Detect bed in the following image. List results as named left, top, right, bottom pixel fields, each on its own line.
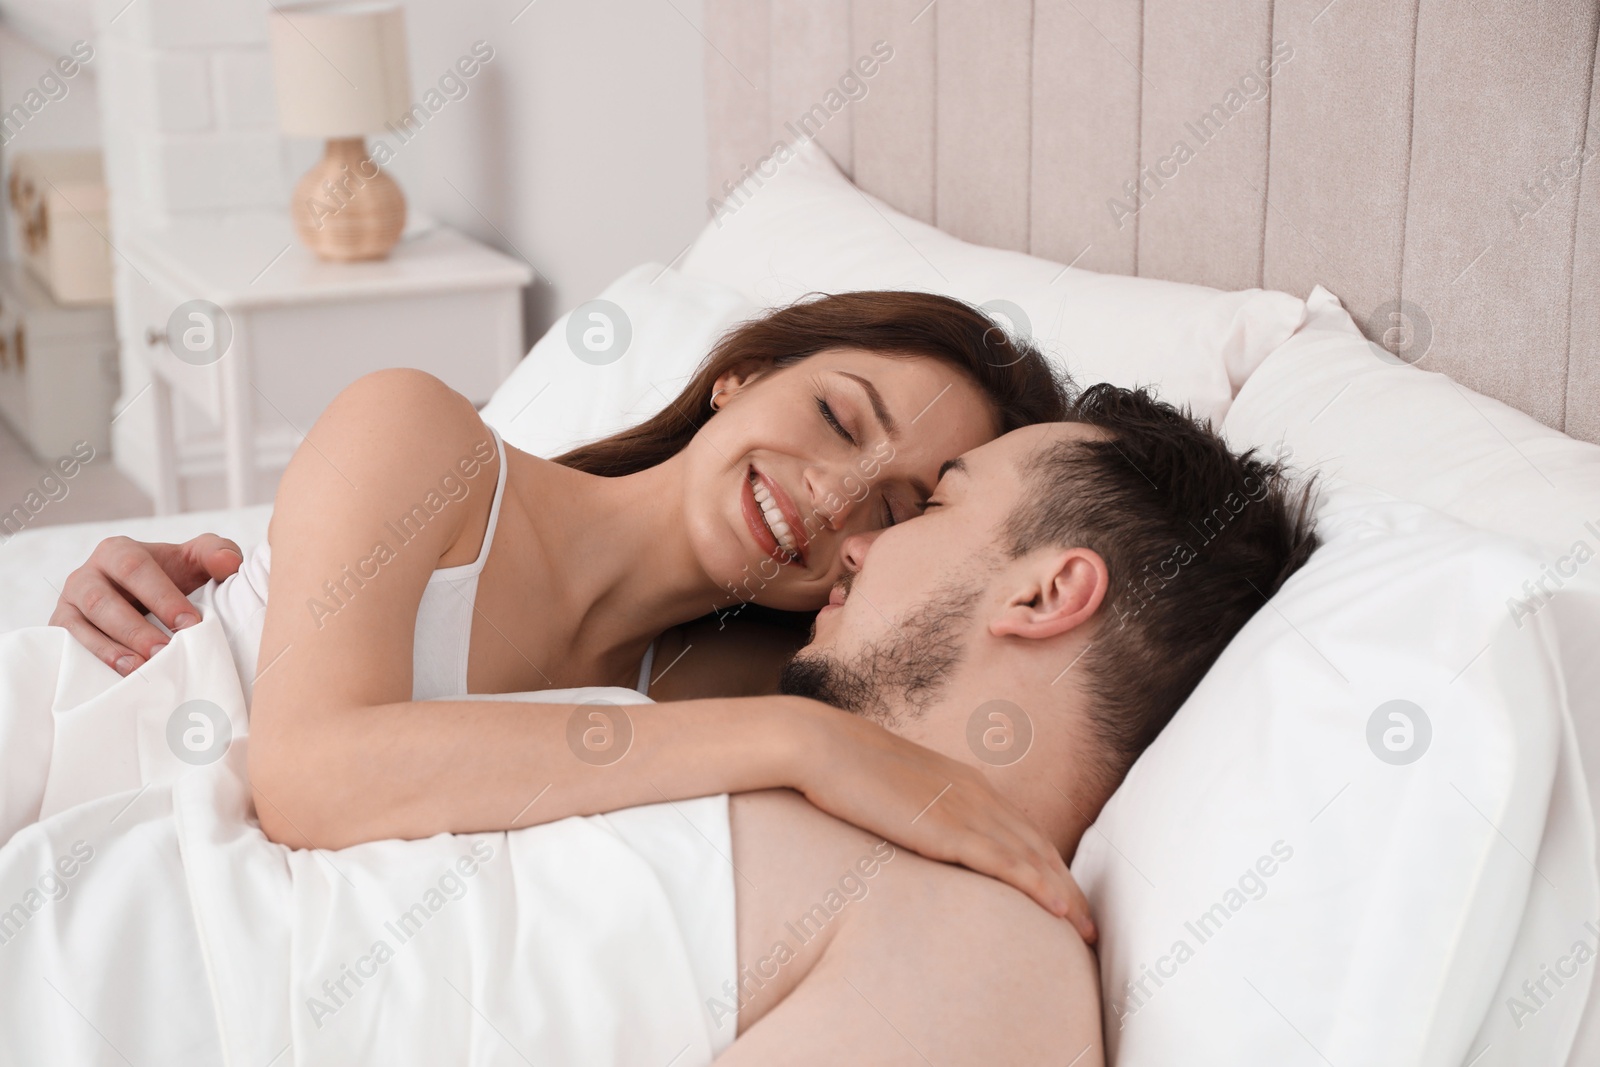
left=698, top=2, right=1600, bottom=1061
left=2, top=2, right=1598, bottom=1064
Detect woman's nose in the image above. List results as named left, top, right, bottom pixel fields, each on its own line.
left=805, top=470, right=864, bottom=533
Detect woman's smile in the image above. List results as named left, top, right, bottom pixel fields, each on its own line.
left=742, top=464, right=811, bottom=568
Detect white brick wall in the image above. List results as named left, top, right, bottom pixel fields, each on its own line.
left=97, top=0, right=269, bottom=50
left=139, top=50, right=212, bottom=133
left=148, top=133, right=284, bottom=211
left=212, top=49, right=277, bottom=130
left=94, top=0, right=287, bottom=229
left=92, top=0, right=292, bottom=505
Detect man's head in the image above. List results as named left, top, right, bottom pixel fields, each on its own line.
left=780, top=384, right=1319, bottom=843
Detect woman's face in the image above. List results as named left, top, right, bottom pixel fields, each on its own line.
left=682, top=347, right=1000, bottom=611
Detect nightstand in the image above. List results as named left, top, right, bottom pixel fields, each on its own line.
left=120, top=214, right=532, bottom=513
left=0, top=262, right=118, bottom=460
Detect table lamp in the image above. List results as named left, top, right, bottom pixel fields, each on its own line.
left=268, top=2, right=412, bottom=262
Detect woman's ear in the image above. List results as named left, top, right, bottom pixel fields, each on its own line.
left=711, top=361, right=769, bottom=404
left=989, top=547, right=1109, bottom=641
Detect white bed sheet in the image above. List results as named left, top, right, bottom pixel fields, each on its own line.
left=0, top=505, right=272, bottom=636
left=0, top=611, right=737, bottom=1065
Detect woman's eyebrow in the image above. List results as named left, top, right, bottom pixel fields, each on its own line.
left=938, top=457, right=967, bottom=481
left=837, top=371, right=900, bottom=441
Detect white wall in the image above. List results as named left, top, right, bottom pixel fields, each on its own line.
left=75, top=0, right=708, bottom=336
left=372, top=0, right=711, bottom=332
left=1, top=0, right=712, bottom=327
left=19, top=0, right=708, bottom=506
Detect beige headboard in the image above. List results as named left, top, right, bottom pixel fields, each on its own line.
left=702, top=0, right=1600, bottom=444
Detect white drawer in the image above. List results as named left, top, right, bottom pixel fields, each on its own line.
left=0, top=266, right=117, bottom=459
left=126, top=271, right=226, bottom=424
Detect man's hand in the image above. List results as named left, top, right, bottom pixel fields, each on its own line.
left=49, top=534, right=244, bottom=675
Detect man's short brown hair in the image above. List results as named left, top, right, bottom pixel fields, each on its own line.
left=1004, top=384, right=1320, bottom=792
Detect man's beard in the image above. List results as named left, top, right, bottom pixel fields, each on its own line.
left=778, top=575, right=985, bottom=728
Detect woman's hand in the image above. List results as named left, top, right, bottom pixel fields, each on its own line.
left=49, top=533, right=244, bottom=675
left=791, top=702, right=1097, bottom=944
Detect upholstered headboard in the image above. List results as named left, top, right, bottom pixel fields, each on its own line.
left=702, top=0, right=1600, bottom=444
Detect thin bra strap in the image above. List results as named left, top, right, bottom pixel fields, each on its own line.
left=635, top=640, right=656, bottom=695
left=466, top=428, right=510, bottom=571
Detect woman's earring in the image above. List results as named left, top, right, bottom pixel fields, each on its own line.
left=709, top=388, right=727, bottom=412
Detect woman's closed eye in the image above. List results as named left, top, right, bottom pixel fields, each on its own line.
left=816, top=396, right=857, bottom=447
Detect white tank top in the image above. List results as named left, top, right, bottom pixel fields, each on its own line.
left=196, top=428, right=655, bottom=703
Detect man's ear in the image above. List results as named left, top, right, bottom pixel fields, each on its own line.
left=989, top=547, right=1109, bottom=641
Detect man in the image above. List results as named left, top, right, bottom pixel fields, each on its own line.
left=47, top=385, right=1318, bottom=1063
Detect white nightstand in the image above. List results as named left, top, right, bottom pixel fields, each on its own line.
left=120, top=214, right=532, bottom=513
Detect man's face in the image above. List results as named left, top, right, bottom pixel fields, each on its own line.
left=780, top=423, right=1099, bottom=728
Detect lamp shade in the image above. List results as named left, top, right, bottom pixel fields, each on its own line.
left=268, top=2, right=412, bottom=137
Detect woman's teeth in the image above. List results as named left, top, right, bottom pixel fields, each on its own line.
left=751, top=475, right=799, bottom=557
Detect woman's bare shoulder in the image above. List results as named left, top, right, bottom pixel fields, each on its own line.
left=321, top=369, right=486, bottom=450
left=264, top=370, right=499, bottom=565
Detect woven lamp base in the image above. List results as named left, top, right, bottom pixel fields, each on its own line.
left=291, top=137, right=406, bottom=262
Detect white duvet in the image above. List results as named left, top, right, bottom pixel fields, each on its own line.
left=0, top=613, right=737, bottom=1066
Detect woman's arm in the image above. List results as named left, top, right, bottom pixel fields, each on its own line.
left=249, top=370, right=823, bottom=854
left=247, top=370, right=1091, bottom=937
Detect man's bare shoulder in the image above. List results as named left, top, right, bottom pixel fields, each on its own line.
left=724, top=790, right=1104, bottom=1065
left=722, top=791, right=893, bottom=1029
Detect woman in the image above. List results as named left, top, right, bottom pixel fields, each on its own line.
left=51, top=291, right=1094, bottom=936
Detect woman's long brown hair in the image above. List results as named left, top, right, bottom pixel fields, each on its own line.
left=554, top=290, right=1071, bottom=477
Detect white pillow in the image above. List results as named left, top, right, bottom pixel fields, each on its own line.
left=1073, top=482, right=1595, bottom=1067
left=680, top=140, right=1307, bottom=426
left=1221, top=284, right=1600, bottom=1065
left=479, top=264, right=758, bottom=458
left=1223, top=284, right=1600, bottom=565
